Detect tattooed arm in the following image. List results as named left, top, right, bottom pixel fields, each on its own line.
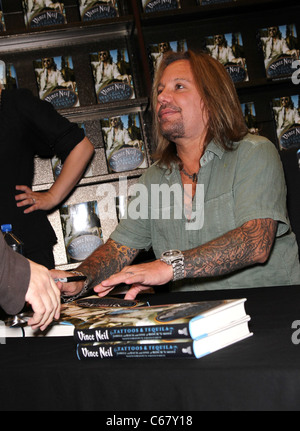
left=50, top=239, right=140, bottom=299
left=99, top=218, right=277, bottom=300
left=184, top=218, right=277, bottom=278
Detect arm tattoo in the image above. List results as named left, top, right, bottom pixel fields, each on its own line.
left=77, top=239, right=140, bottom=290
left=184, top=218, right=277, bottom=279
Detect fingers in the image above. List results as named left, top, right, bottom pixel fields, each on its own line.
left=26, top=262, right=61, bottom=331
left=15, top=185, right=38, bottom=212
left=50, top=269, right=86, bottom=298
left=124, top=284, right=145, bottom=300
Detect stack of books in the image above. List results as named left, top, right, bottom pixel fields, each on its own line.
left=1, top=296, right=252, bottom=360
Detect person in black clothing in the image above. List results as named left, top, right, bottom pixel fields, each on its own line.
left=0, top=84, right=94, bottom=268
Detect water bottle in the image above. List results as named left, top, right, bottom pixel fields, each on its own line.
left=1, top=224, right=24, bottom=255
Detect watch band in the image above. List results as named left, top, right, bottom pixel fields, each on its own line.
left=160, top=250, right=185, bottom=282
left=171, top=257, right=185, bottom=281
left=61, top=271, right=90, bottom=304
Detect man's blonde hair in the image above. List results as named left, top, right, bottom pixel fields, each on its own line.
left=152, top=50, right=248, bottom=169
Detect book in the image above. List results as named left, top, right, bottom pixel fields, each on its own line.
left=59, top=201, right=103, bottom=264
left=0, top=297, right=147, bottom=338
left=141, top=0, right=181, bottom=14
left=22, top=0, right=67, bottom=29
left=0, top=0, right=5, bottom=32
left=205, top=32, right=249, bottom=83
left=79, top=0, right=119, bottom=21
left=271, top=94, right=300, bottom=150
left=90, top=48, right=135, bottom=104
left=258, top=23, right=299, bottom=80
left=101, top=113, right=148, bottom=173
left=76, top=317, right=252, bottom=360
left=34, top=55, right=80, bottom=109
left=72, top=298, right=249, bottom=343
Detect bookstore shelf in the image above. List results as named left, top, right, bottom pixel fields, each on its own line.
left=0, top=0, right=299, bottom=269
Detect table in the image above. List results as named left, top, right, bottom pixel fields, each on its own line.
left=1, top=284, right=300, bottom=411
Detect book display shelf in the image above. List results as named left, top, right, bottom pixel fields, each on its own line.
left=0, top=0, right=299, bottom=269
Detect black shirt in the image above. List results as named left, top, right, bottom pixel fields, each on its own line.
left=0, top=88, right=85, bottom=254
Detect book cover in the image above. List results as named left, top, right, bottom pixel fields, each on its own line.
left=90, top=48, right=135, bottom=104
left=258, top=24, right=299, bottom=80
left=0, top=296, right=148, bottom=338
left=101, top=113, right=148, bottom=173
left=79, top=0, right=119, bottom=21
left=205, top=32, right=249, bottom=83
left=241, top=102, right=259, bottom=135
left=272, top=95, right=300, bottom=150
left=59, top=201, right=103, bottom=264
left=148, top=39, right=187, bottom=78
left=34, top=56, right=80, bottom=109
left=22, top=0, right=67, bottom=29
left=0, top=0, right=5, bottom=32
left=76, top=317, right=252, bottom=360
left=72, top=298, right=248, bottom=343
left=141, top=0, right=181, bottom=13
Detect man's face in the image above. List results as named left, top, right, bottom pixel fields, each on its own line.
left=214, top=35, right=224, bottom=46
left=98, top=51, right=108, bottom=61
left=43, top=58, right=53, bottom=69
left=156, top=59, right=208, bottom=144
left=110, top=117, right=120, bottom=127
left=280, top=97, right=290, bottom=107
left=268, top=27, right=278, bottom=38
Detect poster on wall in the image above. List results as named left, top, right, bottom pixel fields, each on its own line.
left=78, top=0, right=119, bottom=21
left=141, top=0, right=181, bottom=14
left=272, top=94, right=300, bottom=150
left=60, top=201, right=103, bottom=264
left=258, top=24, right=299, bottom=80
left=0, top=0, right=6, bottom=32
left=90, top=48, right=135, bottom=104
left=101, top=113, right=148, bottom=174
left=205, top=32, right=249, bottom=83
left=34, top=56, right=80, bottom=109
left=22, top=0, right=67, bottom=29
left=148, top=39, right=187, bottom=78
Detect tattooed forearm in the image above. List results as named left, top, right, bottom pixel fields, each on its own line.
left=77, top=239, right=140, bottom=289
left=184, top=219, right=277, bottom=279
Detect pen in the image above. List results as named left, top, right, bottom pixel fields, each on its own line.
left=54, top=275, right=87, bottom=283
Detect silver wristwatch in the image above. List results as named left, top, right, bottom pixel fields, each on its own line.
left=160, top=249, right=185, bottom=281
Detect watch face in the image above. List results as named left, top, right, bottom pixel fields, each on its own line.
left=163, top=250, right=181, bottom=258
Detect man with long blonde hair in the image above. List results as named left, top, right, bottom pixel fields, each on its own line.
left=52, top=50, right=300, bottom=301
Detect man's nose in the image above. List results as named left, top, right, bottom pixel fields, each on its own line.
left=157, top=88, right=172, bottom=105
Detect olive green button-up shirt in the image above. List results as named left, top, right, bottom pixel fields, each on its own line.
left=111, top=134, right=300, bottom=291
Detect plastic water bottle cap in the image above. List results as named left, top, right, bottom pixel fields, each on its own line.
left=1, top=224, right=12, bottom=233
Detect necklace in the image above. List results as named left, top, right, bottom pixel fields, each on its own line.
left=181, top=167, right=199, bottom=183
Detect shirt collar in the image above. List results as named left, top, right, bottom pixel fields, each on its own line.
left=163, top=140, right=226, bottom=180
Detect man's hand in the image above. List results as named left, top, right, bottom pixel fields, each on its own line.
left=25, top=261, right=61, bottom=331
left=50, top=269, right=86, bottom=299
left=94, top=260, right=174, bottom=300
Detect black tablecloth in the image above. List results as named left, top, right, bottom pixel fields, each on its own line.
left=1, top=284, right=300, bottom=411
